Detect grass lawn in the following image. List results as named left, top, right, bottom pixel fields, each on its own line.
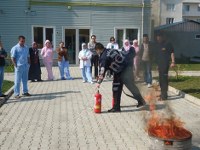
left=169, top=76, right=200, bottom=99
left=2, top=80, right=14, bottom=94
left=4, top=65, right=14, bottom=73
left=152, top=64, right=200, bottom=71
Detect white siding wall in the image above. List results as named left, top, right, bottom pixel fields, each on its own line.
left=0, top=0, right=151, bottom=53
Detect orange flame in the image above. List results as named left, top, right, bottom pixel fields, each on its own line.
left=145, top=87, right=192, bottom=140
left=147, top=112, right=191, bottom=140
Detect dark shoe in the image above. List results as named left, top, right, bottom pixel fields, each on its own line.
left=31, top=80, right=35, bottom=82
left=108, top=108, right=121, bottom=113
left=161, top=96, right=168, bottom=100
left=0, top=94, right=7, bottom=97
left=61, top=77, right=66, bottom=80
left=22, top=93, right=32, bottom=96
left=137, top=101, right=146, bottom=108
left=66, top=77, right=74, bottom=80
left=37, top=79, right=43, bottom=82
left=14, top=95, right=21, bottom=99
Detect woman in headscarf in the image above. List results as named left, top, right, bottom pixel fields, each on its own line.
left=41, top=40, right=54, bottom=80
left=28, top=42, right=42, bottom=82
left=78, top=43, right=93, bottom=84
left=132, top=39, right=141, bottom=81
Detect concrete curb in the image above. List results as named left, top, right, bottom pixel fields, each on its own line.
left=0, top=85, right=14, bottom=107
left=168, top=86, right=200, bottom=106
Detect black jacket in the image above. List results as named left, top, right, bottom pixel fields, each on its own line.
left=0, top=48, right=7, bottom=66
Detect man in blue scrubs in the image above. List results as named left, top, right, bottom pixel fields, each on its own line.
left=11, top=36, right=31, bottom=99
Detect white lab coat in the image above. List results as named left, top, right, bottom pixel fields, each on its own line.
left=78, top=49, right=92, bottom=68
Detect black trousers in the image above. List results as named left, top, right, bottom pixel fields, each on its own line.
left=90, top=55, right=99, bottom=78
left=158, top=64, right=169, bottom=99
left=112, top=66, right=145, bottom=109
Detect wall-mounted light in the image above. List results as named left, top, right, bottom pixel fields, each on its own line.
left=24, top=7, right=37, bottom=16
left=67, top=5, right=72, bottom=10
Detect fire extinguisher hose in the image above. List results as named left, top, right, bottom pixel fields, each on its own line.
left=122, top=89, right=135, bottom=99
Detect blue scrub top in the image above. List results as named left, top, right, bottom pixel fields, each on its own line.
left=11, top=43, right=29, bottom=66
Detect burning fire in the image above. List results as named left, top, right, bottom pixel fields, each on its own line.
left=145, top=84, right=192, bottom=140
left=147, top=111, right=191, bottom=140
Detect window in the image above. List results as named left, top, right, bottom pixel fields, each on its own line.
left=166, top=18, right=174, bottom=24
left=115, top=28, right=138, bottom=48
left=166, top=4, right=175, bottom=11
left=195, top=34, right=200, bottom=39
left=198, top=5, right=200, bottom=11
left=33, top=26, right=55, bottom=49
left=183, top=5, right=190, bottom=11
left=197, top=18, right=200, bottom=22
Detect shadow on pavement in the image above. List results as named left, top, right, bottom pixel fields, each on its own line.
left=167, top=94, right=184, bottom=100
left=192, top=146, right=200, bottom=150
left=6, top=90, right=81, bottom=104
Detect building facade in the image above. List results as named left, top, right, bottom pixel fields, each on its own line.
left=152, top=0, right=200, bottom=27
left=0, top=0, right=151, bottom=64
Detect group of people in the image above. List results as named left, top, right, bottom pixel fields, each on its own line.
left=133, top=33, right=175, bottom=100
left=0, top=33, right=175, bottom=112
left=8, top=36, right=73, bottom=99
left=92, top=33, right=175, bottom=112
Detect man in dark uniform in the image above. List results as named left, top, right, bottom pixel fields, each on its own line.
left=154, top=32, right=175, bottom=100
left=95, top=43, right=146, bottom=112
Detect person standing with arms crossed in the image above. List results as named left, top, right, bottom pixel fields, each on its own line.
left=11, top=36, right=31, bottom=99
left=88, top=35, right=98, bottom=81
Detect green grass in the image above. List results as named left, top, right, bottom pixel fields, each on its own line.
left=4, top=65, right=14, bottom=73
left=169, top=76, right=200, bottom=99
left=152, top=64, right=200, bottom=71
left=2, top=80, right=14, bottom=94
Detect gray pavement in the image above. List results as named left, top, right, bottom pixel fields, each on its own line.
left=0, top=67, right=200, bottom=150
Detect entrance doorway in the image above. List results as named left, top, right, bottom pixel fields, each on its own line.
left=64, top=28, right=90, bottom=64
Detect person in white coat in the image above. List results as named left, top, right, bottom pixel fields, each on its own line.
left=78, top=43, right=93, bottom=84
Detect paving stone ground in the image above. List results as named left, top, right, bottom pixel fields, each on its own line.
left=1, top=67, right=200, bottom=150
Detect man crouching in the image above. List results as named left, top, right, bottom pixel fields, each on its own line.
left=95, top=42, right=146, bottom=112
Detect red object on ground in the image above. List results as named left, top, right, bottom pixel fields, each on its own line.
left=112, top=97, right=115, bottom=108
left=94, top=90, right=102, bottom=113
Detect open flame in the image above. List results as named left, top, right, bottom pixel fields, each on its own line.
left=144, top=84, right=192, bottom=140
left=147, top=111, right=191, bottom=140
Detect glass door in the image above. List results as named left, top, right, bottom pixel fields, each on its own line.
left=64, top=28, right=90, bottom=64
left=65, top=29, right=76, bottom=64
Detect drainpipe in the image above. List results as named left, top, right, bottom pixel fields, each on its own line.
left=141, top=0, right=144, bottom=43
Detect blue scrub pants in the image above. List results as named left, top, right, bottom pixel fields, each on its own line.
left=14, top=65, right=29, bottom=96
left=0, top=67, right=4, bottom=96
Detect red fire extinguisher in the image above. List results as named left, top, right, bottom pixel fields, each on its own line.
left=112, top=97, right=115, bottom=108
left=94, top=90, right=102, bottom=113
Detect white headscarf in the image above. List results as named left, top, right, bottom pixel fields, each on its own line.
left=123, top=39, right=131, bottom=51
left=82, top=43, right=87, bottom=50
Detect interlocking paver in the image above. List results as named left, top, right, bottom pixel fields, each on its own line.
left=1, top=67, right=200, bottom=149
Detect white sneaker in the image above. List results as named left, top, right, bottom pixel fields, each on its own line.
left=147, top=84, right=152, bottom=88
left=82, top=80, right=86, bottom=83
left=90, top=81, right=94, bottom=84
